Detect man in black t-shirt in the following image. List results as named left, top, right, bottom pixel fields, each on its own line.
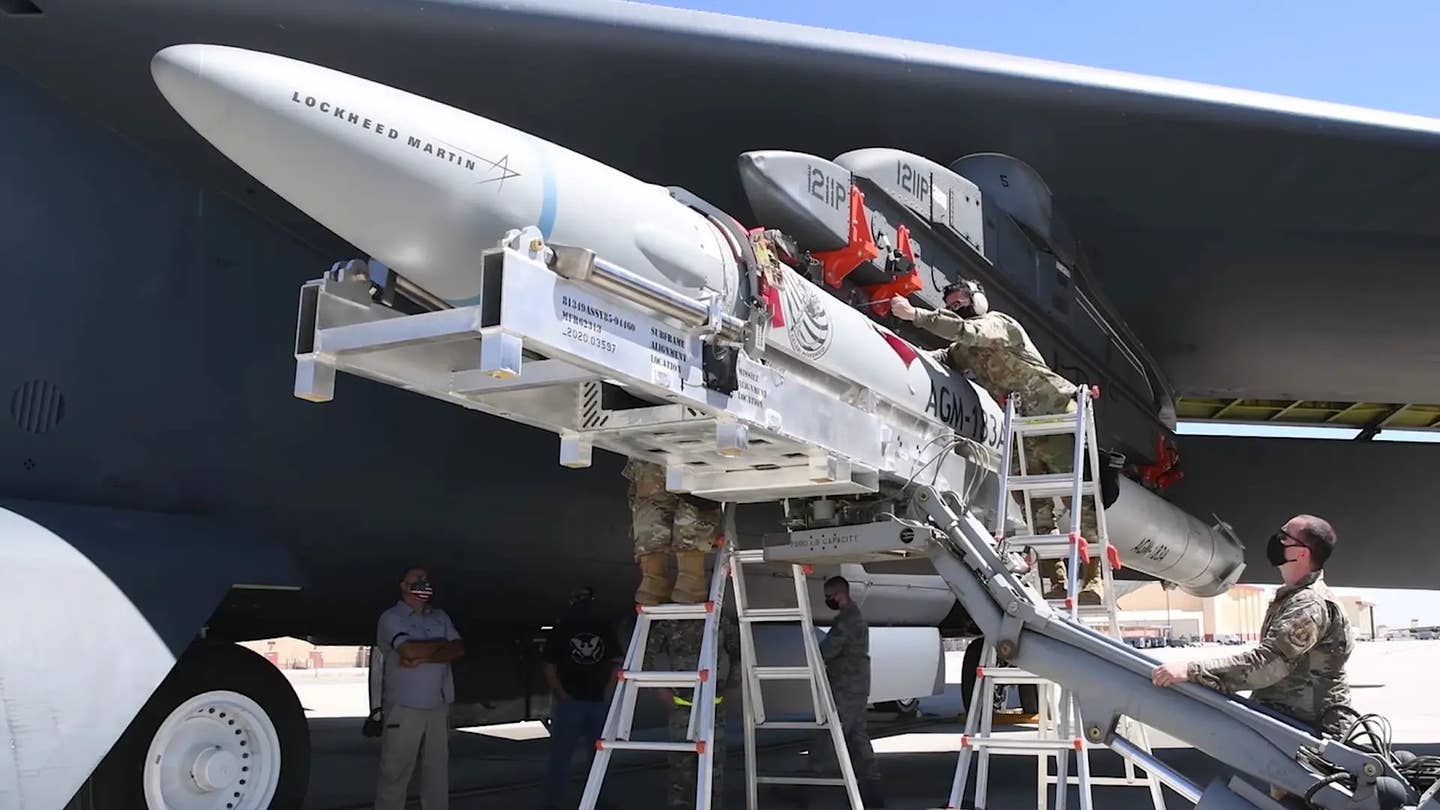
left=541, top=586, right=622, bottom=810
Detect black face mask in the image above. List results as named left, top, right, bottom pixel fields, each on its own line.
left=824, top=597, right=840, bottom=611
left=947, top=302, right=977, bottom=318
left=1266, top=532, right=1299, bottom=567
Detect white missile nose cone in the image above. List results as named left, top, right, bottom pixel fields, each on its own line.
left=151, top=43, right=233, bottom=132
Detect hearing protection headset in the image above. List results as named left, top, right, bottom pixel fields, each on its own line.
left=943, top=279, right=989, bottom=317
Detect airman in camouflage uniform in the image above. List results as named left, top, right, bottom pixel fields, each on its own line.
left=1153, top=515, right=1353, bottom=739
left=818, top=576, right=886, bottom=806
left=891, top=282, right=1103, bottom=604
left=624, top=459, right=722, bottom=605
left=647, top=608, right=741, bottom=808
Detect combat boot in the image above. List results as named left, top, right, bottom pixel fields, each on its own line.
left=1040, top=558, right=1067, bottom=600
left=672, top=549, right=709, bottom=603
left=1077, top=558, right=1104, bottom=606
left=635, top=553, right=672, bottom=605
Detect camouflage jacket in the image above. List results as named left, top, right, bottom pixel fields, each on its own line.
left=820, top=602, right=871, bottom=699
left=622, top=458, right=666, bottom=503
left=1187, top=570, right=1354, bottom=732
left=913, top=308, right=1077, bottom=415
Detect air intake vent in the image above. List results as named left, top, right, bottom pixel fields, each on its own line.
left=0, top=0, right=43, bottom=15
left=11, top=379, right=65, bottom=433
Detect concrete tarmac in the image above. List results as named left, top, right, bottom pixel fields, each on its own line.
left=298, top=639, right=1440, bottom=809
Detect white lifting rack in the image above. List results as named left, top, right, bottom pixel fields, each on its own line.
left=291, top=238, right=971, bottom=507
left=293, top=237, right=1434, bottom=810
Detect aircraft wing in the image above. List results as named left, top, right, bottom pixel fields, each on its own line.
left=5, top=0, right=1440, bottom=413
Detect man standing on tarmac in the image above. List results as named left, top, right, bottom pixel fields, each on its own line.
left=623, top=458, right=735, bottom=808
left=373, top=566, right=465, bottom=810
left=820, top=576, right=886, bottom=807
left=541, top=585, right=621, bottom=810
left=1151, top=515, right=1355, bottom=737
left=889, top=281, right=1104, bottom=605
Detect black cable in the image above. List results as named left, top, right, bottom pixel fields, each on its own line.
left=1303, top=772, right=1352, bottom=804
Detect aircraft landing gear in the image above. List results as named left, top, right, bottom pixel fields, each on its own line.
left=68, top=644, right=309, bottom=810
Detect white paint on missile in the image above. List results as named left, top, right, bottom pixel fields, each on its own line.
left=152, top=44, right=735, bottom=310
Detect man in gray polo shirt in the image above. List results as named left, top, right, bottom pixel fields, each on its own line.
left=374, top=566, right=465, bottom=810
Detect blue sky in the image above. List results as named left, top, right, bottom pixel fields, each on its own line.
left=651, top=0, right=1440, bottom=626
left=649, top=0, right=1440, bottom=118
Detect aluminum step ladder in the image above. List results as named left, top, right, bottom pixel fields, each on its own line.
left=946, top=386, right=1165, bottom=810
left=579, top=538, right=732, bottom=810
left=729, top=548, right=864, bottom=810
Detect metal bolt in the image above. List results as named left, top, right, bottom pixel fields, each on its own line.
left=1006, top=600, right=1020, bottom=615
left=529, top=239, right=544, bottom=252
left=1364, top=763, right=1378, bottom=777
left=1088, top=727, right=1103, bottom=741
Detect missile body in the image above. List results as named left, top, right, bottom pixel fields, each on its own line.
left=150, top=43, right=1002, bottom=464
left=151, top=44, right=1244, bottom=597
left=150, top=44, right=740, bottom=310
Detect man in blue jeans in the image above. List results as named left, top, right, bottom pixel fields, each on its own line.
left=542, top=586, right=621, bottom=809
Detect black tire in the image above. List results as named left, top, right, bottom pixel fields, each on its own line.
left=960, top=638, right=1039, bottom=715
left=68, top=643, right=309, bottom=810
left=893, top=697, right=921, bottom=718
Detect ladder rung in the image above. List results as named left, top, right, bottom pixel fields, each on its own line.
left=962, top=737, right=1084, bottom=752
left=1012, top=415, right=1080, bottom=436
left=1005, top=474, right=1096, bottom=497
left=1043, top=600, right=1115, bottom=616
left=740, top=608, right=805, bottom=622
left=598, top=739, right=704, bottom=753
left=1008, top=533, right=1105, bottom=559
left=976, top=666, right=1047, bottom=684
left=731, top=549, right=768, bottom=563
left=755, top=776, right=850, bottom=787
left=1050, top=776, right=1159, bottom=786
left=638, top=602, right=713, bottom=619
left=1006, top=533, right=1108, bottom=553
left=619, top=670, right=702, bottom=687
left=755, top=666, right=814, bottom=680
left=755, top=720, right=828, bottom=730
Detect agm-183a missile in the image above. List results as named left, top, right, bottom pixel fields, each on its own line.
left=150, top=43, right=1244, bottom=597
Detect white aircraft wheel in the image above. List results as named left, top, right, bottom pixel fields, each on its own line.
left=69, top=644, right=308, bottom=810
left=893, top=697, right=921, bottom=718
left=142, top=690, right=281, bottom=810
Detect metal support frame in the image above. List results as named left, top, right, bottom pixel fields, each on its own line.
left=292, top=243, right=963, bottom=504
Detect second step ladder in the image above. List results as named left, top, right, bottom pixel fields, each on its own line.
left=731, top=548, right=864, bottom=810
left=946, top=386, right=1167, bottom=810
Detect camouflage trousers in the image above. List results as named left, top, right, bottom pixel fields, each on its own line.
left=1022, top=433, right=1101, bottom=594
left=834, top=691, right=880, bottom=783
left=632, top=492, right=723, bottom=558
left=667, top=695, right=727, bottom=809
left=646, top=620, right=734, bottom=809
left=796, top=691, right=878, bottom=785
